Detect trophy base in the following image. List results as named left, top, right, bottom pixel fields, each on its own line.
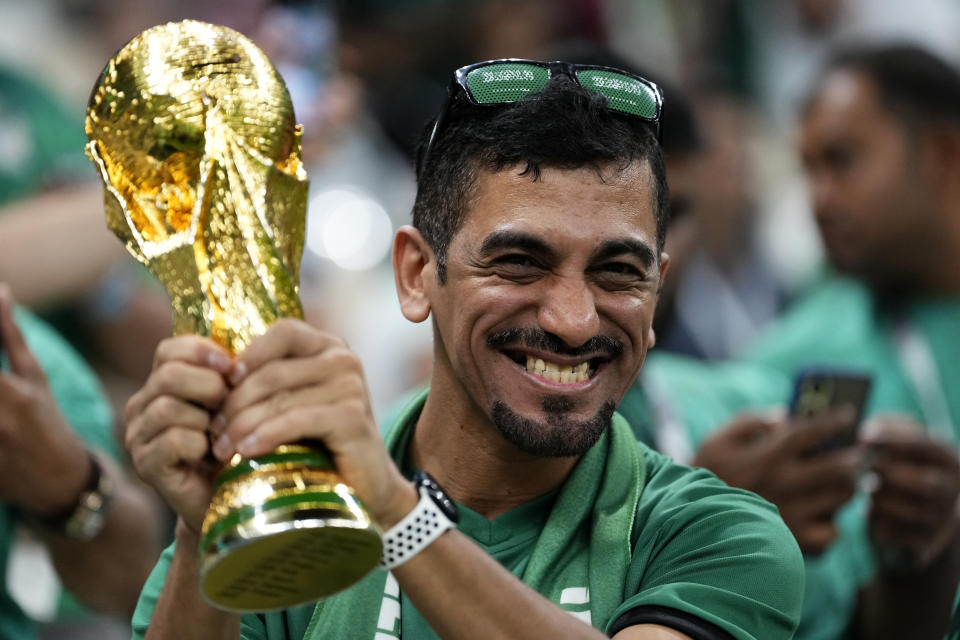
left=197, top=447, right=383, bottom=612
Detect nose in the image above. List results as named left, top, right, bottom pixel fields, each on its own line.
left=536, top=274, right=600, bottom=349
left=808, top=171, right=838, bottom=225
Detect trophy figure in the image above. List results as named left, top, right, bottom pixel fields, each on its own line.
left=85, top=20, right=382, bottom=612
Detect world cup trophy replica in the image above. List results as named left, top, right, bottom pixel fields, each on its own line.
left=85, top=21, right=382, bottom=612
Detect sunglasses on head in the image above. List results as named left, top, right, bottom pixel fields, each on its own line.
left=419, top=58, right=664, bottom=174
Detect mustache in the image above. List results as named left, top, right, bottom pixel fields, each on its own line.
left=486, top=327, right=623, bottom=359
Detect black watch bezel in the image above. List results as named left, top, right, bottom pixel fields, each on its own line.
left=413, top=471, right=459, bottom=524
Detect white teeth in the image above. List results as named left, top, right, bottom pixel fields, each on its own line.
left=523, top=356, right=593, bottom=383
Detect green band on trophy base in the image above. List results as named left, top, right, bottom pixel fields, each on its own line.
left=199, top=493, right=383, bottom=612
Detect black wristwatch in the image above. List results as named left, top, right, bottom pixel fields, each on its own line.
left=378, top=471, right=459, bottom=570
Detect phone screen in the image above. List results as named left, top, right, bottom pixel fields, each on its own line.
left=788, top=368, right=872, bottom=449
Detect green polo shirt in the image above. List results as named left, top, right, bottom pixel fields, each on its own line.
left=133, top=393, right=803, bottom=639
left=0, top=308, right=117, bottom=639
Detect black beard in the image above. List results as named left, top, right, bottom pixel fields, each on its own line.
left=490, top=397, right=616, bottom=457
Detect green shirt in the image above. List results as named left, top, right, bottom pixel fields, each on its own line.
left=625, top=276, right=960, bottom=640
left=0, top=308, right=117, bottom=640
left=133, top=392, right=804, bottom=639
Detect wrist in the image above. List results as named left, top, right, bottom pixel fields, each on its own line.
left=175, top=516, right=203, bottom=546
left=373, top=478, right=420, bottom=530
left=378, top=471, right=459, bottom=570
left=26, top=446, right=94, bottom=518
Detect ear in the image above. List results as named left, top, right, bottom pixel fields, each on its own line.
left=650, top=251, right=671, bottom=347
left=393, top=225, right=434, bottom=323
left=926, top=125, right=960, bottom=191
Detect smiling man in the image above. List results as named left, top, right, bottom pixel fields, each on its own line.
left=127, top=60, right=803, bottom=640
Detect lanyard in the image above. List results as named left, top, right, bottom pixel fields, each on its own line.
left=890, top=317, right=956, bottom=445
left=642, top=371, right=694, bottom=464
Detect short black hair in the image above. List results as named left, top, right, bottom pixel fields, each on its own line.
left=412, top=74, right=668, bottom=282
left=821, top=43, right=960, bottom=128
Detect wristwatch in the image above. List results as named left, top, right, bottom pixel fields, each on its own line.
left=34, top=451, right=115, bottom=541
left=379, top=471, right=459, bottom=570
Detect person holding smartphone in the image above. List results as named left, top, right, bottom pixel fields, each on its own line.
left=662, top=44, right=960, bottom=640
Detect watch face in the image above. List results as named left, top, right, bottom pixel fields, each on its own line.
left=415, top=471, right=459, bottom=524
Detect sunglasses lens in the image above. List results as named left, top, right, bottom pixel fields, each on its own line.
left=575, top=69, right=660, bottom=119
left=464, top=62, right=550, bottom=104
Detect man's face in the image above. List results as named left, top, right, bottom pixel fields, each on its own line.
left=800, top=69, right=936, bottom=286
left=426, top=163, right=666, bottom=457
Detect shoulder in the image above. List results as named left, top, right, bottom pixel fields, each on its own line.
left=616, top=448, right=804, bottom=640
left=744, top=276, right=876, bottom=370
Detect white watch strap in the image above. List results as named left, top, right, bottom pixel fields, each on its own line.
left=378, top=486, right=456, bottom=570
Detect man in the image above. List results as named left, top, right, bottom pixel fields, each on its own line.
left=682, top=44, right=960, bottom=640
left=0, top=285, right=160, bottom=637
left=127, top=60, right=803, bottom=639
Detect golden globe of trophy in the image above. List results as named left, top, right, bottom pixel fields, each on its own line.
left=84, top=20, right=382, bottom=612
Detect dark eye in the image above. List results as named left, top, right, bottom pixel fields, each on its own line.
left=591, top=262, right=647, bottom=289
left=500, top=254, right=537, bottom=267
left=491, top=253, right=544, bottom=281
left=601, top=262, right=642, bottom=276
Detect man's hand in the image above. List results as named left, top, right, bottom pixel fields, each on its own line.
left=212, top=319, right=416, bottom=529
left=692, top=408, right=863, bottom=553
left=0, top=285, right=93, bottom=516
left=124, top=335, right=233, bottom=531
left=862, top=416, right=960, bottom=571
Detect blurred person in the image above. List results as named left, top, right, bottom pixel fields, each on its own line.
left=0, top=285, right=160, bottom=638
left=127, top=59, right=804, bottom=639
left=690, top=44, right=960, bottom=640
left=658, top=92, right=786, bottom=360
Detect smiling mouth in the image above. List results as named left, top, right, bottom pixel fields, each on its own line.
left=503, top=352, right=603, bottom=384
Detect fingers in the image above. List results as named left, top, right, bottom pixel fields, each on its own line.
left=871, top=456, right=960, bottom=508
left=131, top=427, right=210, bottom=481
left=787, top=447, right=863, bottom=494
left=793, top=521, right=839, bottom=555
left=782, top=406, right=858, bottom=457
left=720, top=411, right=783, bottom=442
left=125, top=359, right=229, bottom=424
left=229, top=402, right=366, bottom=460
left=231, top=319, right=343, bottom=385
left=125, top=395, right=212, bottom=451
left=153, top=334, right=233, bottom=373
left=219, top=351, right=351, bottom=419
left=215, top=355, right=370, bottom=461
left=0, top=284, right=45, bottom=382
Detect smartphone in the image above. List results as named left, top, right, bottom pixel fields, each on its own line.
left=788, top=368, right=872, bottom=450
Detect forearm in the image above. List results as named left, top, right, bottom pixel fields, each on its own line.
left=856, top=538, right=960, bottom=640
left=144, top=521, right=241, bottom=640
left=0, top=183, right=125, bottom=308
left=41, top=460, right=162, bottom=615
left=394, top=528, right=606, bottom=640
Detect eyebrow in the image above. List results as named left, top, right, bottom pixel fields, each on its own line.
left=478, top=230, right=559, bottom=262
left=590, top=239, right=657, bottom=269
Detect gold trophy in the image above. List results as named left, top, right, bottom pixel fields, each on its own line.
left=85, top=21, right=382, bottom=612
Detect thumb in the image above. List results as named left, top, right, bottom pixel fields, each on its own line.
left=0, top=285, right=46, bottom=383
left=721, top=410, right=783, bottom=442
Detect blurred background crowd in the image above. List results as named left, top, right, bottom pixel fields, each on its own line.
left=0, top=0, right=959, bottom=638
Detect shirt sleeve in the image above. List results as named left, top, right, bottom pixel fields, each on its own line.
left=606, top=450, right=804, bottom=640
left=131, top=542, right=269, bottom=640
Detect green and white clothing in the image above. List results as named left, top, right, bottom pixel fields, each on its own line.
left=133, top=391, right=804, bottom=639
left=0, top=308, right=118, bottom=640
left=745, top=276, right=960, bottom=640
left=622, top=275, right=960, bottom=640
